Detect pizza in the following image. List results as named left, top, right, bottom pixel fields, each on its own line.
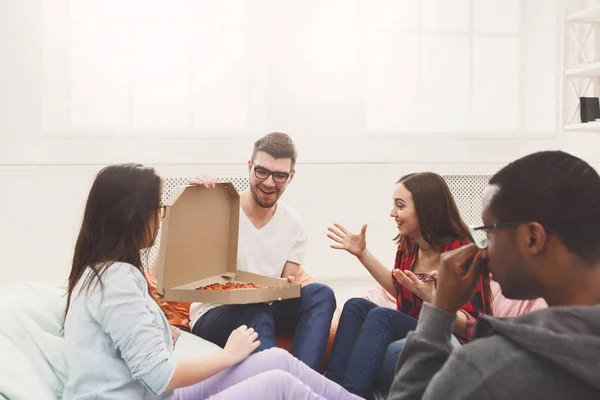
left=195, top=282, right=266, bottom=291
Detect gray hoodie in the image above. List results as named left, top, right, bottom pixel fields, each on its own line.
left=388, top=302, right=600, bottom=400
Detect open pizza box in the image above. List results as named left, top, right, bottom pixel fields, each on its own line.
left=154, top=183, right=301, bottom=304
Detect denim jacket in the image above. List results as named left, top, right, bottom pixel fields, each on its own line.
left=63, top=262, right=176, bottom=399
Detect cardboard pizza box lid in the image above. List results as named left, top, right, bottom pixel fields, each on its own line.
left=154, top=183, right=239, bottom=296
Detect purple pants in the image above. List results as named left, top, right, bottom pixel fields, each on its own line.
left=174, top=348, right=363, bottom=400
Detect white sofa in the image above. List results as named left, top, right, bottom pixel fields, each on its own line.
left=0, top=281, right=221, bottom=400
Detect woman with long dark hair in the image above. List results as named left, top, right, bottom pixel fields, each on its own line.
left=62, top=163, right=360, bottom=400
left=325, top=172, right=493, bottom=397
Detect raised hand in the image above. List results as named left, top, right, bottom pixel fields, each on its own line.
left=433, top=243, right=488, bottom=314
left=327, top=223, right=368, bottom=258
left=223, top=325, right=261, bottom=365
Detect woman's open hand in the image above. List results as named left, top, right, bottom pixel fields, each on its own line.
left=327, top=223, right=368, bottom=258
left=393, top=269, right=438, bottom=303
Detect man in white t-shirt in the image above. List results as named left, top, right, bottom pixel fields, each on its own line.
left=188, top=132, right=337, bottom=371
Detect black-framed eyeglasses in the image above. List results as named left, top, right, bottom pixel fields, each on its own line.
left=470, top=221, right=554, bottom=249
left=159, top=204, right=167, bottom=219
left=252, top=163, right=291, bottom=184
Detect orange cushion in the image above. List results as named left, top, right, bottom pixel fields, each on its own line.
left=145, top=270, right=192, bottom=331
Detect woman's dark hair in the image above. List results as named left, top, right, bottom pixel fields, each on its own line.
left=64, top=163, right=162, bottom=319
left=394, top=172, right=493, bottom=314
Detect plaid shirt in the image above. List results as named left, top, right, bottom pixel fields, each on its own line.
left=392, top=237, right=487, bottom=343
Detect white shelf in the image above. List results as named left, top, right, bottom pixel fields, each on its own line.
left=566, top=61, right=600, bottom=77
left=564, top=121, right=600, bottom=132
left=567, top=6, right=600, bottom=23
left=563, top=5, right=600, bottom=133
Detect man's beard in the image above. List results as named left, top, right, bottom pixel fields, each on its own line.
left=250, top=184, right=281, bottom=208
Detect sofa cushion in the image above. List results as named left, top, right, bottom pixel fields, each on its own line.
left=0, top=281, right=68, bottom=400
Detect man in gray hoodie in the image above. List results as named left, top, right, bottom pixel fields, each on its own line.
left=389, top=150, right=600, bottom=400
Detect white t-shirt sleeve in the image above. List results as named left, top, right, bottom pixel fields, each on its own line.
left=287, top=226, right=308, bottom=265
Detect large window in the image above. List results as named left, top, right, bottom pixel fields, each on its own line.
left=368, top=0, right=526, bottom=135
left=41, top=0, right=558, bottom=138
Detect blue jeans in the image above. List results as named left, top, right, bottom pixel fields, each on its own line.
left=326, top=298, right=418, bottom=397
left=191, top=283, right=336, bottom=371
left=374, top=335, right=462, bottom=393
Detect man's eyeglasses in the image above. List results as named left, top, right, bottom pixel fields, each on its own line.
left=469, top=221, right=554, bottom=249
left=253, top=163, right=291, bottom=184
left=470, top=222, right=527, bottom=250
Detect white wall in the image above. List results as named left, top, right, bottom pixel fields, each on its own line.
left=2, top=0, right=595, bottom=292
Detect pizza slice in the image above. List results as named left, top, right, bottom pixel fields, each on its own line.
left=195, top=282, right=266, bottom=291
